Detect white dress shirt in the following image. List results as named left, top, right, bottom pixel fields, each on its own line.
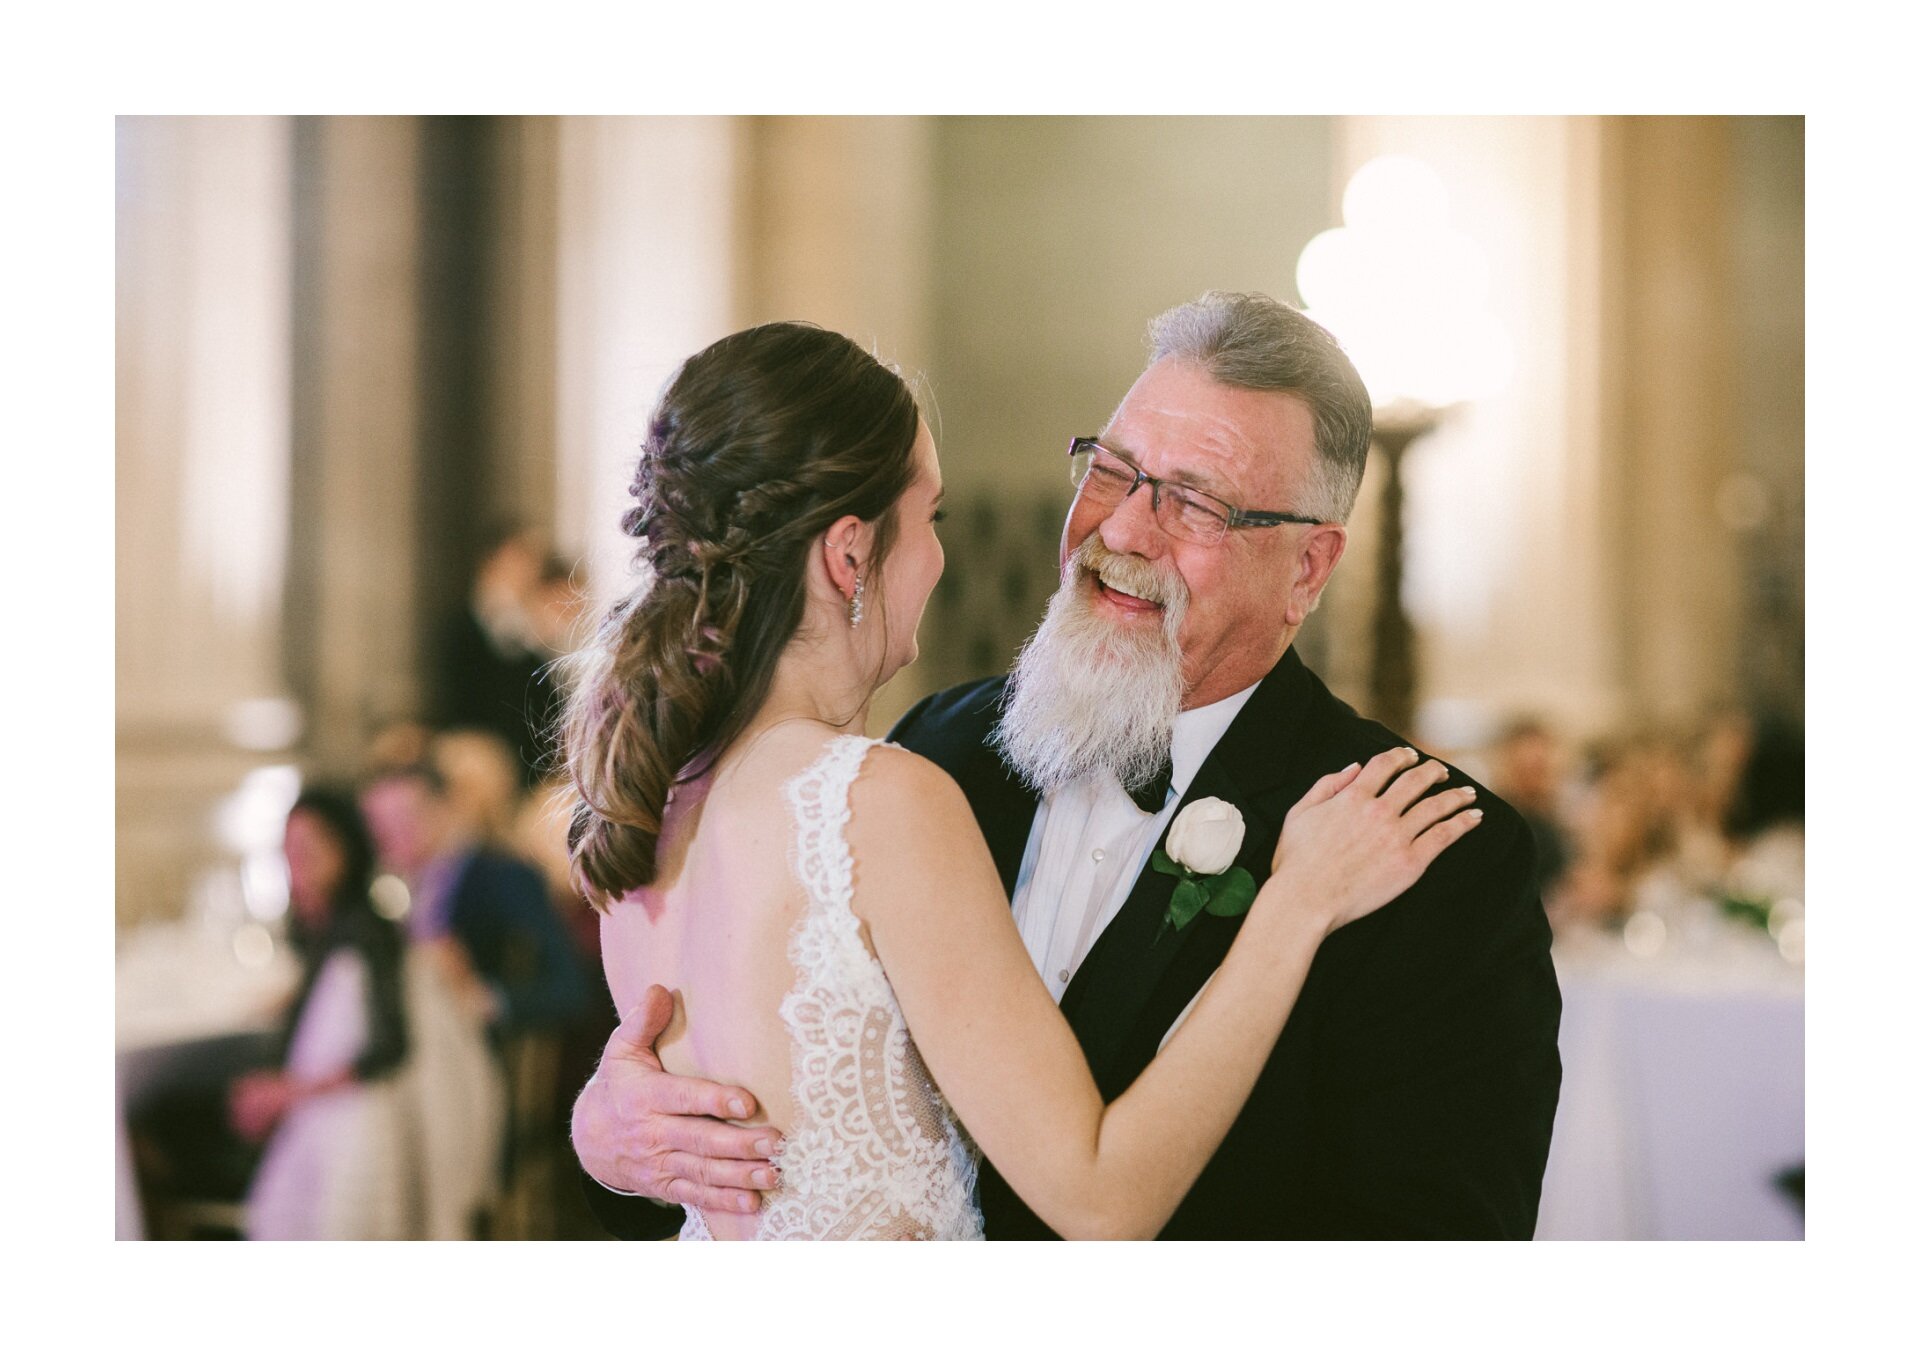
left=1009, top=680, right=1261, bottom=1001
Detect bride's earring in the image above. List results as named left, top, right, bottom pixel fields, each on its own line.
left=848, top=573, right=866, bottom=628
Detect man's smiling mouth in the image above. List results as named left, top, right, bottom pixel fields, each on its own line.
left=1091, top=569, right=1165, bottom=612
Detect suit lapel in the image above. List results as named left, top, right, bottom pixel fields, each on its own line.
left=1059, top=648, right=1319, bottom=1086
left=956, top=726, right=1040, bottom=900
left=894, top=677, right=1039, bottom=900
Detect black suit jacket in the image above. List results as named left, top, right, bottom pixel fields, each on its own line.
left=582, top=648, right=1561, bottom=1239
left=889, top=647, right=1561, bottom=1239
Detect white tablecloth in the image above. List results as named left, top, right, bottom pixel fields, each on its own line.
left=1535, top=927, right=1804, bottom=1240
left=115, top=922, right=299, bottom=1240
left=117, top=922, right=299, bottom=1055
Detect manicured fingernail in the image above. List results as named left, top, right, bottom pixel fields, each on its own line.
left=728, top=1097, right=750, bottom=1118
left=752, top=1168, right=775, bottom=1188
left=1466, top=808, right=1483, bottom=819
left=1464, top=786, right=1477, bottom=798
left=754, top=1137, right=776, bottom=1156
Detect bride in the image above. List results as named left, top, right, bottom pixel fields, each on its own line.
left=562, top=322, right=1480, bottom=1240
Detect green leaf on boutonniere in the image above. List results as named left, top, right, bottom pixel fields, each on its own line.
left=1150, top=849, right=1183, bottom=878
left=1202, top=866, right=1257, bottom=919
left=1167, top=877, right=1209, bottom=934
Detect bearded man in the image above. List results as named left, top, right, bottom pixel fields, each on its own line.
left=572, top=291, right=1562, bottom=1239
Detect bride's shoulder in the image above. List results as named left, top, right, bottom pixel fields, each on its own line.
left=842, top=742, right=998, bottom=922
left=847, top=742, right=973, bottom=838
left=860, top=740, right=962, bottom=797
left=726, top=728, right=971, bottom=842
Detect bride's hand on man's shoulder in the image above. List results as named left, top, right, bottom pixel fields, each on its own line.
left=1269, top=746, right=1483, bottom=935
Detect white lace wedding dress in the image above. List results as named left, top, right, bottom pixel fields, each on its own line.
left=681, top=736, right=985, bottom=1240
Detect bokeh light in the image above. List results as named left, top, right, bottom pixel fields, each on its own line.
left=1296, top=154, right=1512, bottom=409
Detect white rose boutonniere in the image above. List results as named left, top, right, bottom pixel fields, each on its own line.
left=1165, top=797, right=1245, bottom=874
left=1151, top=797, right=1258, bottom=940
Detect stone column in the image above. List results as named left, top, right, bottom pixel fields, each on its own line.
left=116, top=116, right=298, bottom=926
left=735, top=116, right=936, bottom=375
left=286, top=117, right=426, bottom=775
left=735, top=116, right=938, bottom=728
left=1725, top=118, right=1803, bottom=719
left=485, top=117, right=562, bottom=535
left=1599, top=116, right=1745, bottom=725
left=552, top=117, right=742, bottom=613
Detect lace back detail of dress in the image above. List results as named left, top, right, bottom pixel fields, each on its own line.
left=684, top=735, right=982, bottom=1240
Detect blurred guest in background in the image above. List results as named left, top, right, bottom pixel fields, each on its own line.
left=239, top=788, right=413, bottom=1239
left=1489, top=716, right=1572, bottom=902
left=365, top=718, right=434, bottom=775
left=515, top=770, right=620, bottom=1137
left=360, top=758, right=590, bottom=1041
left=1642, top=729, right=1731, bottom=889
left=1694, top=707, right=1754, bottom=848
left=530, top=554, right=588, bottom=652
left=1548, top=711, right=1804, bottom=935
left=433, top=727, right=526, bottom=847
left=1551, top=735, right=1681, bottom=927
left=432, top=522, right=552, bottom=785
left=1720, top=714, right=1805, bottom=905
left=515, top=772, right=601, bottom=990
left=524, top=553, right=589, bottom=780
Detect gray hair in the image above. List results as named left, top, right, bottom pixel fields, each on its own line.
left=1145, top=291, right=1373, bottom=523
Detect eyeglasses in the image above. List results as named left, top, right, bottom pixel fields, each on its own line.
left=1066, top=437, right=1324, bottom=546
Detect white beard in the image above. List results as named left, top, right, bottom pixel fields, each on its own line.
left=993, top=538, right=1189, bottom=797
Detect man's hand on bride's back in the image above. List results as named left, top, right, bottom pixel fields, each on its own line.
left=571, top=984, right=783, bottom=1215
left=1270, top=746, right=1484, bottom=936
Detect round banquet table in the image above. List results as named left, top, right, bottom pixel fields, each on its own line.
left=1534, top=921, right=1804, bottom=1240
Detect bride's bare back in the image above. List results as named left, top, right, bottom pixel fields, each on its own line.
left=599, top=726, right=823, bottom=1239
left=598, top=723, right=985, bottom=1240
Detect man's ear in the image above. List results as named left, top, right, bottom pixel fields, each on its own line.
left=821, top=515, right=870, bottom=600
left=1285, top=524, right=1348, bottom=626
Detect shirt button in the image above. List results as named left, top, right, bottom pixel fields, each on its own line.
left=1057, top=969, right=1070, bottom=985
left=1091, top=848, right=1105, bottom=863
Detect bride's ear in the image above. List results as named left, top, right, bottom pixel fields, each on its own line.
left=821, top=515, right=871, bottom=601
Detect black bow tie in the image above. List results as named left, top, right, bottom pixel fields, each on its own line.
left=1125, top=756, right=1175, bottom=814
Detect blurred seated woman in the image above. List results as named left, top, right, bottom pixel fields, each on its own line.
left=237, top=788, right=413, bottom=1239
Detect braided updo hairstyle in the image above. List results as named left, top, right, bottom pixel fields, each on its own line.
left=563, top=322, right=922, bottom=908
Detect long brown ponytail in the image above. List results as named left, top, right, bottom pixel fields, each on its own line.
left=562, top=323, right=920, bottom=908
